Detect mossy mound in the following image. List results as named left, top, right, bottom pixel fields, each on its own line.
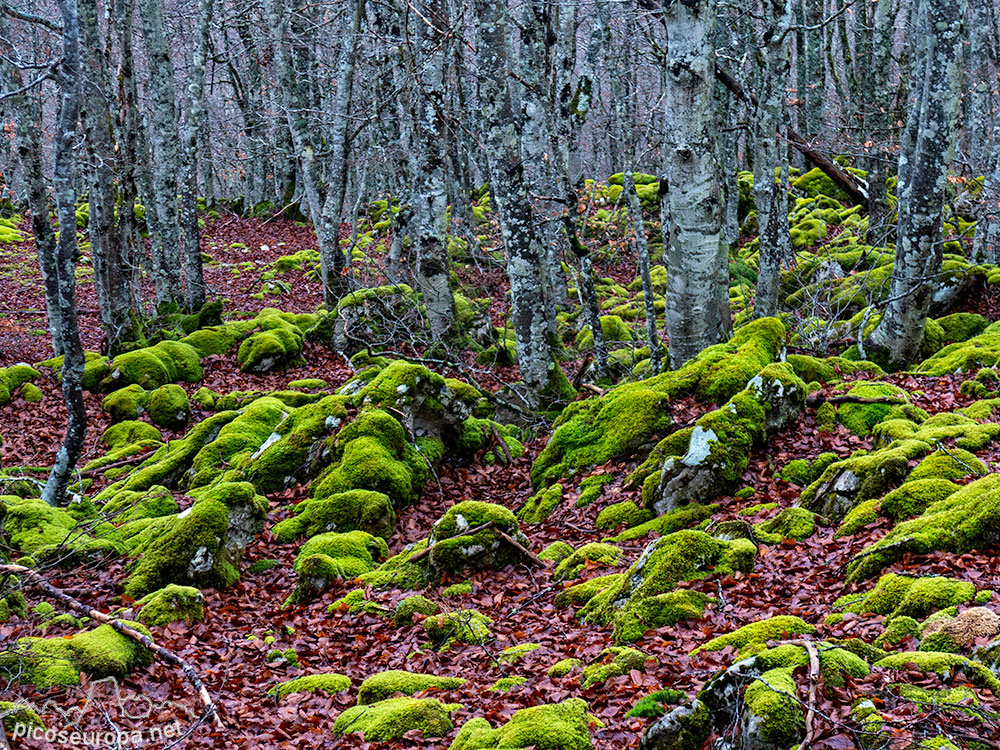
left=845, top=474, right=1000, bottom=581
left=776, top=453, right=838, bottom=487
left=581, top=647, right=654, bottom=688
left=754, top=641, right=870, bottom=687
left=392, top=595, right=440, bottom=626
left=147, top=384, right=191, bottom=430
left=532, top=318, right=787, bottom=487
left=0, top=495, right=115, bottom=560
left=595, top=501, right=653, bottom=531
left=425, top=501, right=532, bottom=573
left=915, top=328, right=1000, bottom=375
left=357, top=670, right=466, bottom=704
left=102, top=340, right=203, bottom=391
left=580, top=530, right=755, bottom=643
left=834, top=574, right=979, bottom=621
left=873, top=651, right=1000, bottom=694
left=423, top=609, right=493, bottom=651
left=552, top=543, right=624, bottom=581
left=268, top=672, right=351, bottom=701
left=103, top=384, right=150, bottom=423
left=333, top=696, right=461, bottom=741
left=835, top=382, right=910, bottom=436
left=519, top=483, right=564, bottom=523
left=604, top=503, right=717, bottom=543
left=288, top=530, right=389, bottom=603
left=272, top=489, right=395, bottom=543
left=37, top=351, right=110, bottom=391
left=907, top=448, right=986, bottom=482
left=742, top=667, right=804, bottom=747
left=693, top=615, right=817, bottom=656
left=135, top=584, right=204, bottom=626
left=1, top=622, right=152, bottom=689
left=450, top=698, right=595, bottom=750
left=755, top=507, right=819, bottom=541
left=236, top=310, right=314, bottom=373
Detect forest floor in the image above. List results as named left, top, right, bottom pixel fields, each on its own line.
left=2, top=213, right=1000, bottom=749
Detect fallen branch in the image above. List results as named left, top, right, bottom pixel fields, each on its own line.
left=0, top=564, right=222, bottom=729
left=785, top=639, right=821, bottom=750
left=407, top=522, right=496, bottom=563
left=78, top=451, right=153, bottom=478
left=494, top=528, right=545, bottom=567
left=489, top=423, right=513, bottom=466
left=580, top=383, right=605, bottom=397
left=805, top=392, right=907, bottom=408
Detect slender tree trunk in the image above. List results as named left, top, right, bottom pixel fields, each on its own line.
left=474, top=0, right=566, bottom=407
left=178, top=0, right=214, bottom=312
left=44, top=0, right=88, bottom=506
left=866, top=0, right=964, bottom=368
left=624, top=171, right=660, bottom=374
left=139, top=0, right=185, bottom=308
left=411, top=0, right=454, bottom=337
left=864, top=0, right=898, bottom=240
left=662, top=0, right=730, bottom=368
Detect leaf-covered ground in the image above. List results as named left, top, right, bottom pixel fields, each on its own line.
left=4, top=188, right=1000, bottom=749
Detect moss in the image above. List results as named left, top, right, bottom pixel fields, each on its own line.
left=873, top=652, right=1000, bottom=694
left=915, top=331, right=1000, bottom=376
left=393, top=595, right=440, bottom=627
left=846, top=474, right=1000, bottom=581
left=754, top=642, right=870, bottom=687
left=581, top=530, right=754, bottom=643
left=443, top=581, right=473, bottom=597
left=359, top=540, right=430, bottom=591
left=743, top=667, right=804, bottom=746
left=38, top=351, right=110, bottom=391
left=147, top=384, right=191, bottom=430
left=739, top=502, right=776, bottom=517
left=103, top=340, right=203, bottom=390
left=423, top=609, right=493, bottom=651
left=552, top=543, right=624, bottom=581
left=1, top=622, right=153, bottom=689
left=289, top=530, right=389, bottom=602
left=835, top=574, right=977, bottom=621
left=895, top=684, right=979, bottom=708
left=539, top=541, right=574, bottom=563
left=548, top=658, right=581, bottom=678
left=835, top=382, right=909, bottom=435
left=605, top=503, right=717, bottom=543
left=532, top=318, right=787, bottom=487
left=874, top=616, right=921, bottom=649
left=237, top=312, right=307, bottom=373
left=581, top=647, right=653, bottom=688
left=595, top=501, right=653, bottom=530
left=333, top=696, right=460, bottom=741
left=272, top=489, right=395, bottom=543
left=101, top=486, right=178, bottom=523
left=756, top=508, right=818, bottom=540
left=0, top=700, right=43, bottom=733
left=519, top=483, right=564, bottom=523
left=449, top=698, right=594, bottom=750
left=103, top=384, right=149, bottom=423
left=357, top=670, right=466, bottom=704
left=575, top=473, right=614, bottom=508
left=908, top=448, right=986, bottom=482
left=777, top=453, right=838, bottom=487
left=18, top=383, right=42, bottom=402
left=122, top=481, right=268, bottom=597
left=693, top=615, right=817, bottom=656
left=426, top=501, right=531, bottom=573
left=935, top=313, right=990, bottom=345
left=101, top=420, right=163, bottom=450
left=624, top=689, right=686, bottom=718
left=881, top=479, right=959, bottom=521
left=554, top=574, right=623, bottom=609
left=574, top=315, right=633, bottom=350
left=500, top=643, right=540, bottom=665
left=269, top=672, right=351, bottom=701
left=328, top=588, right=388, bottom=616
left=490, top=676, right=528, bottom=692
left=0, top=495, right=114, bottom=560
left=135, top=584, right=204, bottom=626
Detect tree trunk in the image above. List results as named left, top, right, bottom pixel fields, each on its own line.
left=624, top=171, right=660, bottom=374
left=865, top=0, right=964, bottom=368
left=178, top=0, right=214, bottom=312
left=662, top=0, right=730, bottom=368
left=44, top=0, right=88, bottom=506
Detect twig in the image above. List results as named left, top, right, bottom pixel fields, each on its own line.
left=786, top=639, right=821, bottom=750
left=580, top=383, right=605, bottom=397
left=0, top=564, right=222, bottom=728
left=489, top=423, right=513, bottom=466
left=494, top=529, right=545, bottom=567
left=407, top=522, right=496, bottom=563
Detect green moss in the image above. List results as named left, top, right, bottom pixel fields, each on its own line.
left=548, top=658, right=581, bottom=678
left=103, top=384, right=150, bottom=423
left=101, top=420, right=163, bottom=450
left=874, top=652, right=1000, bottom=694
left=236, top=311, right=307, bottom=373
left=289, top=530, right=389, bottom=603
left=490, top=676, right=528, bottom=692
left=915, top=331, right=1000, bottom=375
left=756, top=508, right=818, bottom=540
left=575, top=473, right=614, bottom=508
left=426, top=501, right=530, bottom=573
left=624, top=689, right=686, bottom=718
left=423, top=609, right=493, bottom=651
left=552, top=543, right=624, bottom=581
left=753, top=642, right=870, bottom=687
left=874, top=616, right=921, bottom=649
left=135, top=585, right=204, bottom=626
left=103, top=340, right=203, bottom=390
left=0, top=495, right=114, bottom=560
left=443, top=581, right=473, bottom=597
left=595, top=501, right=653, bottom=530
left=359, top=540, right=430, bottom=591
left=581, top=647, right=653, bottom=688
left=908, top=448, right=986, bottom=482
left=739, top=502, right=776, bottom=517
left=449, top=698, right=594, bottom=750
left=693, top=616, right=817, bottom=656
left=605, top=503, right=717, bottom=543
left=147, top=384, right=191, bottom=429
left=554, top=574, right=622, bottom=609
left=846, top=474, right=1000, bottom=581
left=333, top=697, right=461, bottom=741
left=834, top=574, right=977, bottom=621
left=581, top=530, right=754, bottom=643
left=1, top=622, right=153, bottom=689
left=101, top=486, right=178, bottom=523
left=519, top=483, right=564, bottom=523
left=393, top=595, right=440, bottom=627
left=18, top=383, right=42, bottom=402
left=269, top=672, right=351, bottom=701
left=574, top=315, right=633, bottom=350
left=0, top=700, right=43, bottom=733
left=499, top=643, right=540, bottom=664
left=357, top=670, right=466, bottom=704
left=38, top=351, right=110, bottom=390
left=742, top=667, right=804, bottom=746
left=836, top=382, right=909, bottom=435
left=328, top=588, right=388, bottom=616
left=895, top=683, right=979, bottom=708
left=881, top=479, right=959, bottom=520
left=777, top=453, right=838, bottom=487
left=272, top=489, right=394, bottom=543
left=539, top=541, right=574, bottom=563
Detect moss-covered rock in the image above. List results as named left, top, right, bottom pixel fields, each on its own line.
left=580, top=530, right=754, bottom=643
left=135, top=584, right=204, bottom=626
left=237, top=311, right=309, bottom=373
left=874, top=651, right=1000, bottom=694
left=38, top=351, right=109, bottom=391
left=103, top=384, right=150, bottom=423
left=581, top=647, right=654, bottom=688
left=835, top=382, right=910, bottom=435
left=288, top=530, right=389, bottom=603
left=272, top=489, right=395, bottom=543
left=450, top=698, right=595, bottom=750
left=742, top=667, right=804, bottom=747
left=519, top=483, right=564, bottom=523
left=268, top=672, right=351, bottom=701
left=539, top=541, right=574, bottom=563
left=693, top=616, right=817, bottom=656
left=425, top=501, right=532, bottom=573
left=595, top=501, right=653, bottom=531
left=834, top=574, right=978, bottom=621
left=357, top=670, right=466, bottom=704
left=423, top=609, right=493, bottom=651
left=552, top=543, right=624, bottom=581
left=103, top=340, right=203, bottom=391
left=147, top=384, right=191, bottom=430
left=333, top=696, right=461, bottom=741
left=755, top=507, right=819, bottom=541
left=392, top=595, right=440, bottom=627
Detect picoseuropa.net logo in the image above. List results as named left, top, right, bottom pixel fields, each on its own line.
left=1, top=675, right=199, bottom=748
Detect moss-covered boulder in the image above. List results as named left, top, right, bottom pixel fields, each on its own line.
left=650, top=363, right=805, bottom=514
left=103, top=384, right=150, bottom=423
left=596, top=501, right=653, bottom=530
left=581, top=647, right=654, bottom=688
left=424, top=609, right=493, bottom=651
left=333, top=696, right=461, bottom=741
left=835, top=381, right=912, bottom=435
left=135, top=584, right=204, bottom=626
left=357, top=670, right=466, bottom=704
left=237, top=311, right=309, bottom=373
left=833, top=574, right=979, bottom=621
left=0, top=495, right=116, bottom=561
left=552, top=543, right=624, bottom=581
left=268, top=672, right=351, bottom=701
left=425, top=501, right=532, bottom=573
left=519, top=483, right=564, bottom=523
left=450, top=698, right=595, bottom=750
left=102, top=340, right=203, bottom=391
left=692, top=616, right=817, bottom=657
left=288, top=530, right=389, bottom=603
left=272, top=489, right=395, bottom=543
left=147, top=384, right=191, bottom=430
left=580, top=530, right=756, bottom=643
